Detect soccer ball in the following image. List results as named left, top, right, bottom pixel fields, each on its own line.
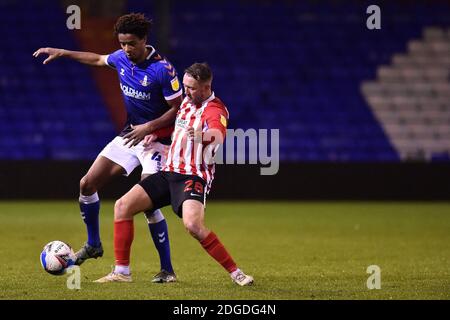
left=40, top=240, right=76, bottom=275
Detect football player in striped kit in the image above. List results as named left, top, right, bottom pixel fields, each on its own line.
left=95, top=63, right=254, bottom=286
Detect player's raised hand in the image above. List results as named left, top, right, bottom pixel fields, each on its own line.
left=33, top=47, right=65, bottom=65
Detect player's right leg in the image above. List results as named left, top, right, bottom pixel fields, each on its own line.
left=182, top=200, right=254, bottom=286
left=76, top=155, right=127, bottom=265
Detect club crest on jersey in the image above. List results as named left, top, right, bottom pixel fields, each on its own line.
left=140, top=75, right=149, bottom=87
left=171, top=77, right=180, bottom=91
left=220, top=114, right=227, bottom=128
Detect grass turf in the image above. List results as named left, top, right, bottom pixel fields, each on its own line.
left=0, top=201, right=449, bottom=300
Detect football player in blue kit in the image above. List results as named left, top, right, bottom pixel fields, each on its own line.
left=33, top=13, right=181, bottom=283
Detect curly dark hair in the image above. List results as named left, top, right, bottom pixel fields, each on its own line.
left=114, top=13, right=152, bottom=39
left=185, top=63, right=213, bottom=83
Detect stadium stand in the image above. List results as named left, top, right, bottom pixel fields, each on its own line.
left=362, top=27, right=450, bottom=161
left=0, top=0, right=449, bottom=162
left=0, top=0, right=115, bottom=160
left=164, top=1, right=449, bottom=162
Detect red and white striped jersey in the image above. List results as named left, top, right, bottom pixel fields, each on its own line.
left=163, top=92, right=229, bottom=192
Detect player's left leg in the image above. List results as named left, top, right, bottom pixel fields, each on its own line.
left=181, top=199, right=254, bottom=286
left=140, top=143, right=175, bottom=283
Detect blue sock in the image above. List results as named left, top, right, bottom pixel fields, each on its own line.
left=79, top=193, right=101, bottom=248
left=147, top=211, right=174, bottom=273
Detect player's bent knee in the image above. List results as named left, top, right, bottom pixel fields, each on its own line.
left=183, top=220, right=206, bottom=240
left=114, top=198, right=132, bottom=220
left=80, top=175, right=96, bottom=195
left=183, top=221, right=198, bottom=237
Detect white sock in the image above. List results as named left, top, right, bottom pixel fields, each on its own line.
left=145, top=209, right=165, bottom=224
left=79, top=192, right=99, bottom=204
left=114, top=265, right=130, bottom=275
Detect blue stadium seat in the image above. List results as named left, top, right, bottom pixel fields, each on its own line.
left=2, top=0, right=445, bottom=162
left=0, top=1, right=115, bottom=160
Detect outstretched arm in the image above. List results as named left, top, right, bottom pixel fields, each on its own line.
left=33, top=47, right=108, bottom=66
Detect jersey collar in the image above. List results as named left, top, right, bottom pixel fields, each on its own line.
left=145, top=45, right=156, bottom=60
left=203, top=92, right=215, bottom=105
left=129, top=45, right=157, bottom=67
left=193, top=92, right=215, bottom=109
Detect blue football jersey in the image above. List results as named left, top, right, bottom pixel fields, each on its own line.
left=105, top=45, right=183, bottom=139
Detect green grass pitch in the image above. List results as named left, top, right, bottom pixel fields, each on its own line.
left=0, top=201, right=449, bottom=300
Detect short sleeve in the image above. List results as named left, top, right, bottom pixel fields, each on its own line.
left=157, top=61, right=183, bottom=101
left=105, top=49, right=122, bottom=69
left=205, top=106, right=229, bottom=138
